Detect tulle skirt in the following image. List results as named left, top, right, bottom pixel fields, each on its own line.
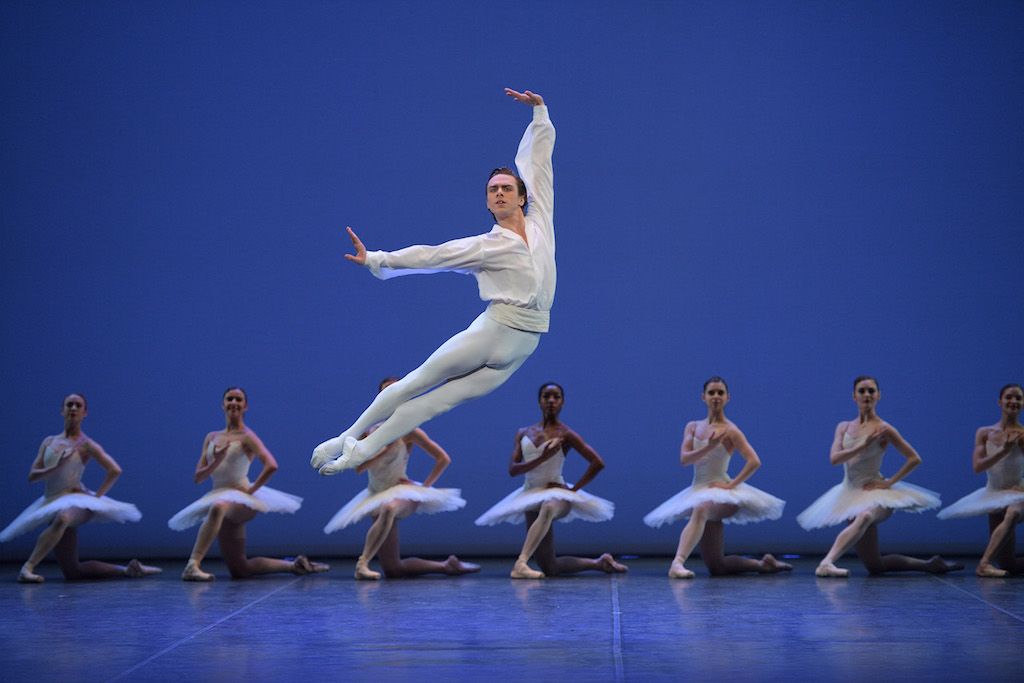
left=324, top=484, right=465, bottom=533
left=168, top=486, right=302, bottom=531
left=0, top=492, right=141, bottom=542
left=474, top=485, right=614, bottom=526
left=797, top=481, right=940, bottom=530
left=937, top=486, right=1024, bottom=519
left=643, top=483, right=785, bottom=528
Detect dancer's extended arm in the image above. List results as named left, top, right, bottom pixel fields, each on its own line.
left=508, top=88, right=554, bottom=246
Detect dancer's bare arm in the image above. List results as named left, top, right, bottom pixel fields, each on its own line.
left=407, top=428, right=451, bottom=487
left=708, top=427, right=760, bottom=490
left=561, top=428, right=604, bottom=492
left=243, top=430, right=279, bottom=495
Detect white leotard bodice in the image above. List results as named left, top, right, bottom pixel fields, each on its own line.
left=692, top=438, right=732, bottom=487
left=43, top=444, right=85, bottom=499
left=521, top=436, right=566, bottom=490
left=210, top=441, right=252, bottom=489
left=841, top=433, right=886, bottom=488
left=986, top=439, right=1024, bottom=490
left=366, top=440, right=410, bottom=494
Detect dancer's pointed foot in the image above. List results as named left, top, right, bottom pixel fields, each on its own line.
left=292, top=555, right=330, bottom=575
left=311, top=434, right=346, bottom=469
left=354, top=558, right=381, bottom=581
left=761, top=554, right=793, bottom=573
left=17, top=562, right=43, bottom=584
left=977, top=561, right=1009, bottom=578
left=319, top=437, right=364, bottom=476
left=668, top=559, right=695, bottom=579
left=597, top=553, right=629, bottom=573
left=182, top=560, right=215, bottom=582
left=511, top=559, right=544, bottom=579
left=124, top=559, right=162, bottom=578
left=815, top=562, right=849, bottom=578
left=922, top=555, right=963, bottom=574
left=444, top=555, right=481, bottom=575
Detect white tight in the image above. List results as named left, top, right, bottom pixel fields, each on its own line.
left=343, top=312, right=540, bottom=461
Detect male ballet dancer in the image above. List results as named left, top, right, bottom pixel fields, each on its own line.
left=312, top=88, right=555, bottom=474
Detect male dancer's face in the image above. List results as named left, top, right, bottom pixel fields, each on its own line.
left=486, top=174, right=524, bottom=221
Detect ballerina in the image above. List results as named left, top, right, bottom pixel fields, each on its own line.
left=475, top=383, right=626, bottom=579
left=797, top=376, right=962, bottom=577
left=1, top=393, right=160, bottom=583
left=938, top=383, right=1024, bottom=577
left=643, top=377, right=789, bottom=578
left=169, top=388, right=328, bottom=580
left=325, top=378, right=479, bottom=580
left=312, top=87, right=556, bottom=474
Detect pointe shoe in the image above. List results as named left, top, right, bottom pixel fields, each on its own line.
left=319, top=437, right=363, bottom=476
left=510, top=559, right=544, bottom=579
left=311, top=434, right=347, bottom=469
left=125, top=559, right=163, bottom=578
left=17, top=563, right=43, bottom=584
left=182, top=560, right=215, bottom=582
left=668, top=561, right=695, bottom=579
left=292, top=555, right=330, bottom=575
left=977, top=562, right=1008, bottom=578
left=815, top=562, right=850, bottom=578
left=354, top=558, right=381, bottom=581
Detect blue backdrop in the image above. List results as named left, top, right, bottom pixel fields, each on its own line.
left=2, top=1, right=1022, bottom=560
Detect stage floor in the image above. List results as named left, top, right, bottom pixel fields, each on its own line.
left=2, top=556, right=1020, bottom=682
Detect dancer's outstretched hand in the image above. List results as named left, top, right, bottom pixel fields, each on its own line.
left=505, top=88, right=544, bottom=106
left=344, top=226, right=367, bottom=265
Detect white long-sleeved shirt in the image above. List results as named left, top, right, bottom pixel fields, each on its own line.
left=364, top=105, right=556, bottom=316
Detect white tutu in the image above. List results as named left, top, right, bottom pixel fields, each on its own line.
left=0, top=492, right=141, bottom=542
left=643, top=483, right=785, bottom=528
left=938, top=440, right=1024, bottom=519
left=475, top=485, right=614, bottom=526
left=168, top=486, right=302, bottom=531
left=937, top=487, right=1024, bottom=519
left=796, top=481, right=940, bottom=529
left=324, top=483, right=465, bottom=533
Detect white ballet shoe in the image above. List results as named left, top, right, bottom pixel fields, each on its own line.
left=182, top=560, right=215, bottom=582
left=510, top=559, right=544, bottom=579
left=18, top=562, right=43, bottom=584
left=319, top=437, right=365, bottom=475
left=354, top=558, right=381, bottom=581
left=311, top=434, right=347, bottom=469
left=815, top=562, right=850, bottom=578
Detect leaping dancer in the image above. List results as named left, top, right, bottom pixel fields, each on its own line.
left=312, top=88, right=555, bottom=474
